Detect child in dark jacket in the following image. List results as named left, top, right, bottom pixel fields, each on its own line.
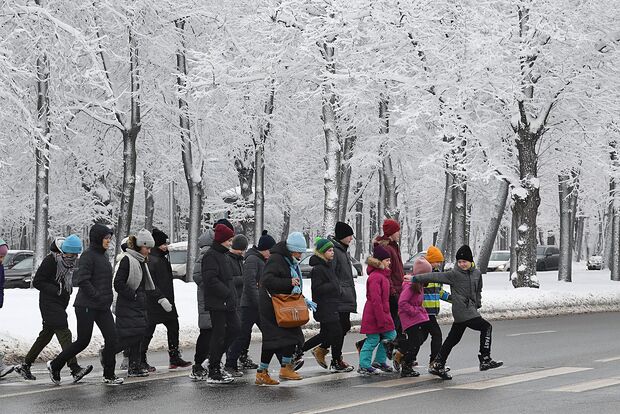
left=358, top=245, right=396, bottom=376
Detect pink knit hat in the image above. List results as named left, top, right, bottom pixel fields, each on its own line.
left=412, top=257, right=432, bottom=275
left=0, top=239, right=9, bottom=256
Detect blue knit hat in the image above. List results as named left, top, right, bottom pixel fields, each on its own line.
left=61, top=235, right=83, bottom=254
left=286, top=232, right=307, bottom=253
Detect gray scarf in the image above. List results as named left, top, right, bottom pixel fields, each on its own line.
left=55, top=253, right=77, bottom=295
left=125, top=249, right=156, bottom=292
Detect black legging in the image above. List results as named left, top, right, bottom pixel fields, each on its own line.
left=50, top=306, right=117, bottom=378
left=194, top=328, right=212, bottom=366
left=320, top=312, right=351, bottom=350
left=141, top=318, right=180, bottom=354
left=261, top=344, right=296, bottom=365
left=389, top=295, right=405, bottom=346
left=303, top=320, right=343, bottom=360
left=413, top=315, right=443, bottom=363
left=435, top=316, right=492, bottom=364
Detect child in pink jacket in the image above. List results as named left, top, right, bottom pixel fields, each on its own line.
left=358, top=245, right=396, bottom=376
left=397, top=257, right=432, bottom=378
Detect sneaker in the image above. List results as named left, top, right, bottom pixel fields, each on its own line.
left=47, top=361, right=61, bottom=385
left=207, top=367, right=234, bottom=384
left=255, top=370, right=279, bottom=386
left=102, top=375, right=125, bottom=385
left=479, top=354, right=503, bottom=371
left=372, top=362, right=395, bottom=373
left=355, top=339, right=365, bottom=354
left=239, top=355, right=259, bottom=370
left=293, top=351, right=304, bottom=371
left=15, top=363, right=36, bottom=380
left=329, top=358, right=355, bottom=373
left=128, top=364, right=149, bottom=378
left=169, top=351, right=192, bottom=369
left=357, top=366, right=380, bottom=376
left=141, top=362, right=157, bottom=373
left=189, top=364, right=207, bottom=381
left=392, top=351, right=403, bottom=372
left=119, top=356, right=129, bottom=371
left=71, top=365, right=93, bottom=383
left=0, top=364, right=15, bottom=379
left=428, top=361, right=452, bottom=380
left=311, top=346, right=329, bottom=369
left=224, top=365, right=243, bottom=378
left=400, top=363, right=420, bottom=378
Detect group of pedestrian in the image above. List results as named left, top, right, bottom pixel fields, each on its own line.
left=0, top=216, right=502, bottom=387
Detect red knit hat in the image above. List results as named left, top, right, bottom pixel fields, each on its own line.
left=214, top=224, right=234, bottom=243
left=382, top=219, right=400, bottom=237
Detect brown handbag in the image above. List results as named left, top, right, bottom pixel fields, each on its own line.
left=270, top=293, right=310, bottom=328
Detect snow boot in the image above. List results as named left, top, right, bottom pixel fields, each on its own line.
left=71, top=364, right=94, bottom=383
left=355, top=339, right=366, bottom=354
left=169, top=350, right=192, bottom=370
left=479, top=354, right=503, bottom=371
left=239, top=351, right=258, bottom=370
left=255, top=370, right=279, bottom=386
left=189, top=364, right=207, bottom=381
left=357, top=366, right=380, bottom=376
left=15, top=363, right=36, bottom=380
left=311, top=346, right=329, bottom=369
left=46, top=361, right=61, bottom=385
left=392, top=350, right=403, bottom=372
left=400, top=362, right=420, bottom=378
left=279, top=363, right=303, bottom=381
left=102, top=375, right=124, bottom=385
left=293, top=349, right=305, bottom=371
left=382, top=339, right=396, bottom=361
left=330, top=358, right=355, bottom=373
left=128, top=362, right=149, bottom=378
left=428, top=361, right=452, bottom=380
left=224, top=365, right=243, bottom=378
left=207, top=366, right=234, bottom=384
left=372, top=362, right=395, bottom=373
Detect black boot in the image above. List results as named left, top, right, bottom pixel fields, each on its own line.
left=128, top=362, right=149, bottom=377
left=169, top=349, right=192, bottom=369
left=479, top=354, right=503, bottom=371
left=400, top=361, right=420, bottom=378
left=15, top=363, right=36, bottom=380
left=428, top=360, right=452, bottom=380
left=239, top=350, right=258, bottom=370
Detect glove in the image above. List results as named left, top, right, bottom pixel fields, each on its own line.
left=291, top=285, right=302, bottom=295
left=158, top=298, right=173, bottom=313
left=305, top=298, right=317, bottom=312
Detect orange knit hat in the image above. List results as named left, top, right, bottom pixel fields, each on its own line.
left=425, top=246, right=444, bottom=263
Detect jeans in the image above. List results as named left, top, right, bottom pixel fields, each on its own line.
left=51, top=307, right=117, bottom=377
left=303, top=320, right=343, bottom=360
left=208, top=310, right=240, bottom=370
left=25, top=324, right=78, bottom=370
left=141, top=318, right=180, bottom=354
left=413, top=315, right=443, bottom=363
left=435, top=316, right=492, bottom=364
left=359, top=330, right=397, bottom=369
left=226, top=306, right=259, bottom=368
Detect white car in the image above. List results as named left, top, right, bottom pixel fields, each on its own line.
left=587, top=255, right=603, bottom=270
left=487, top=250, right=510, bottom=272
left=168, top=241, right=188, bottom=280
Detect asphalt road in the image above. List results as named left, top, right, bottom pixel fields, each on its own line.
left=2, top=312, right=620, bottom=414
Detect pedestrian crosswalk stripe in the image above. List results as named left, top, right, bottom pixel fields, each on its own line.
left=450, top=367, right=592, bottom=390
left=507, top=330, right=556, bottom=337
left=594, top=356, right=620, bottom=363
left=354, top=366, right=480, bottom=388
left=279, top=371, right=359, bottom=387
left=547, top=377, right=620, bottom=393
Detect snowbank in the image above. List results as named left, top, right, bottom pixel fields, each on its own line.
left=2, top=263, right=620, bottom=362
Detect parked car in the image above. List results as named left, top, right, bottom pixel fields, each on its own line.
left=299, top=249, right=358, bottom=279
left=487, top=250, right=510, bottom=272
left=2, top=249, right=34, bottom=270
left=587, top=255, right=603, bottom=270
left=350, top=256, right=363, bottom=277
left=4, top=256, right=34, bottom=288
left=168, top=241, right=188, bottom=280
left=536, top=245, right=560, bottom=271
left=403, top=251, right=427, bottom=273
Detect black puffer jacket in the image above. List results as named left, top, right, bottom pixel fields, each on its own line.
left=32, top=254, right=71, bottom=328
left=329, top=237, right=357, bottom=313
left=258, top=242, right=304, bottom=350
left=309, top=255, right=341, bottom=323
left=240, top=247, right=265, bottom=308
left=147, top=248, right=178, bottom=324
left=202, top=242, right=237, bottom=312
left=227, top=251, right=245, bottom=305
left=73, top=224, right=114, bottom=310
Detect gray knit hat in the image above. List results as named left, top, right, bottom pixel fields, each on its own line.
left=136, top=229, right=155, bottom=248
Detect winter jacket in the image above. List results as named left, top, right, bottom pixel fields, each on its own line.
left=193, top=248, right=211, bottom=330
left=0, top=263, right=4, bottom=309
left=360, top=258, right=395, bottom=335
left=258, top=241, right=305, bottom=350
left=32, top=254, right=71, bottom=328
left=241, top=247, right=265, bottom=308
left=374, top=236, right=405, bottom=297
left=227, top=251, right=245, bottom=305
left=202, top=242, right=237, bottom=312
left=413, top=265, right=483, bottom=323
left=73, top=224, right=114, bottom=310
left=422, top=282, right=451, bottom=316
left=398, top=282, right=429, bottom=331
left=146, top=248, right=178, bottom=324
left=328, top=237, right=357, bottom=313
left=114, top=255, right=163, bottom=338
left=309, top=255, right=341, bottom=323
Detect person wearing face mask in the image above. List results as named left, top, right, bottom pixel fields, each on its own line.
left=15, top=236, right=93, bottom=382
left=47, top=224, right=122, bottom=385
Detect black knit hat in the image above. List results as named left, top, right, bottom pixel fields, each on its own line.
left=455, top=245, right=474, bottom=262
left=152, top=228, right=169, bottom=247
left=215, top=218, right=234, bottom=231
left=232, top=234, right=249, bottom=251
left=257, top=230, right=276, bottom=251
left=335, top=221, right=354, bottom=241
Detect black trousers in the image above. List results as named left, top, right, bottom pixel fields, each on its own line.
left=413, top=315, right=443, bottom=363
left=260, top=344, right=296, bottom=365
left=389, top=295, right=406, bottom=346
left=117, top=335, right=142, bottom=368
left=320, top=312, right=351, bottom=349
left=435, top=316, right=492, bottom=364
left=226, top=306, right=259, bottom=368
left=303, top=320, right=344, bottom=360
left=194, top=328, right=212, bottom=366
left=51, top=307, right=117, bottom=377
left=25, top=324, right=78, bottom=369
left=141, top=318, right=180, bottom=355
left=208, top=310, right=240, bottom=370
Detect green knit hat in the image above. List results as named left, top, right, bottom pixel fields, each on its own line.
left=314, top=237, right=334, bottom=254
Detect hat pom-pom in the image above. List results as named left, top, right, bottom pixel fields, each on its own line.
left=262, top=230, right=268, bottom=236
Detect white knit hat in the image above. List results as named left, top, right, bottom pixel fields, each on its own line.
left=136, top=229, right=155, bottom=248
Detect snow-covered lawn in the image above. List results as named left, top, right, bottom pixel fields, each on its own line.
left=2, top=262, right=619, bottom=362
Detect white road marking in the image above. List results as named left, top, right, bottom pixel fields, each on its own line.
left=595, top=356, right=620, bottom=363
left=451, top=367, right=592, bottom=390
left=290, top=388, right=441, bottom=414
left=355, top=366, right=481, bottom=388
left=548, top=377, right=620, bottom=393
left=506, top=330, right=556, bottom=337
left=279, top=371, right=359, bottom=387
left=341, top=351, right=358, bottom=356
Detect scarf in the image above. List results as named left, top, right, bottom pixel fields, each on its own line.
left=285, top=256, right=303, bottom=289
left=55, top=253, right=77, bottom=295
left=124, top=249, right=156, bottom=292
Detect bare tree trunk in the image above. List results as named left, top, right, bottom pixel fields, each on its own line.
left=437, top=171, right=454, bottom=252
left=234, top=150, right=255, bottom=239
left=253, top=88, right=274, bottom=243
left=369, top=202, right=377, bottom=252
left=280, top=207, right=291, bottom=241
left=354, top=181, right=364, bottom=261
left=558, top=173, right=573, bottom=282
left=379, top=97, right=398, bottom=221
left=603, top=178, right=614, bottom=269
left=377, top=169, right=385, bottom=223
left=575, top=216, right=585, bottom=262
left=338, top=126, right=356, bottom=222
left=611, top=200, right=620, bottom=281
left=510, top=208, right=518, bottom=285
left=478, top=178, right=510, bottom=274
left=144, top=170, right=154, bottom=231
left=415, top=208, right=423, bottom=253
left=451, top=175, right=467, bottom=259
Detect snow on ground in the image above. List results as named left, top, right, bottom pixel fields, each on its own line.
left=2, top=262, right=620, bottom=362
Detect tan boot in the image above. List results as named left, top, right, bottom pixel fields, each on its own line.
left=311, top=346, right=329, bottom=369
left=255, top=370, right=279, bottom=386
left=279, top=364, right=303, bottom=380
